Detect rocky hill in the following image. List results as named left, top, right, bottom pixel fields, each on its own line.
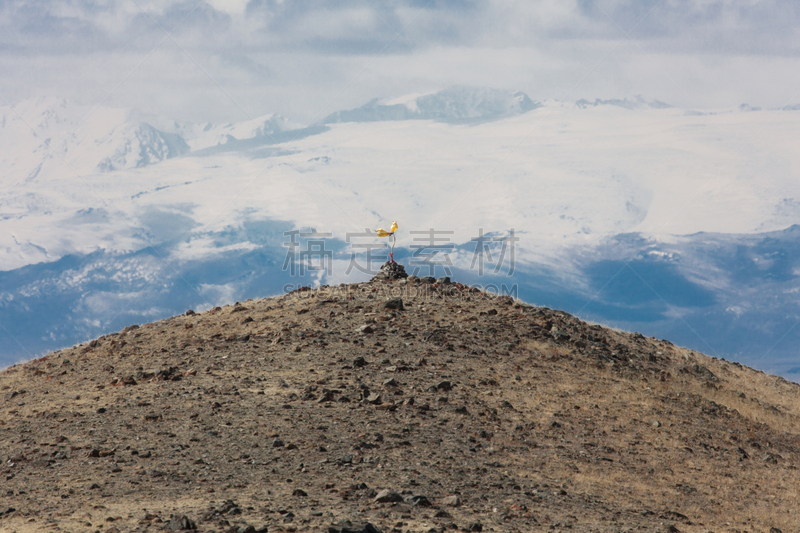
left=2, top=270, right=800, bottom=533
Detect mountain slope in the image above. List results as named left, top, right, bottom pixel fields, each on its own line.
left=2, top=274, right=799, bottom=533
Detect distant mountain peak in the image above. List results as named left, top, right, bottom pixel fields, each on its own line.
left=96, top=123, right=189, bottom=172
left=0, top=97, right=190, bottom=176
left=575, top=95, right=672, bottom=110
left=321, top=86, right=541, bottom=125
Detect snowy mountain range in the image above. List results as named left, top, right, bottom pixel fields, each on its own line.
left=2, top=87, right=800, bottom=381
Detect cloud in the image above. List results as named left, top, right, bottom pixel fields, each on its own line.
left=0, top=0, right=798, bottom=123
left=2, top=0, right=798, bottom=55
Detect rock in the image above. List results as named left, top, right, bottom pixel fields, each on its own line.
left=436, top=380, right=452, bottom=391
left=353, top=356, right=368, bottom=368
left=651, top=419, right=661, bottom=428
left=383, top=298, right=404, bottom=310
left=407, top=494, right=432, bottom=507
left=366, top=393, right=382, bottom=404
left=441, top=495, right=462, bottom=507
left=316, top=389, right=336, bottom=403
left=382, top=378, right=398, bottom=387
left=374, top=488, right=404, bottom=503
left=468, top=523, right=483, bottom=532
left=272, top=439, right=285, bottom=448
left=168, top=515, right=197, bottom=530
left=373, top=261, right=408, bottom=281
left=357, top=325, right=374, bottom=334
left=292, top=488, right=308, bottom=497
left=328, top=521, right=384, bottom=533
left=420, top=276, right=436, bottom=283
left=436, top=276, right=451, bottom=285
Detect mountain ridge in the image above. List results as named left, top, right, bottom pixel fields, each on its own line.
left=2, top=273, right=799, bottom=533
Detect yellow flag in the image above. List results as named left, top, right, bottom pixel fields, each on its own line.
left=376, top=221, right=398, bottom=237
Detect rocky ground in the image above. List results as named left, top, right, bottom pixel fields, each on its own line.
left=2, top=264, right=800, bottom=533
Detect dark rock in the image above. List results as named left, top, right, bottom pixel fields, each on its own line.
left=407, top=494, right=432, bottom=507
left=272, top=439, right=285, bottom=448
left=317, top=389, right=337, bottom=403
left=87, top=449, right=115, bottom=458
left=353, top=356, right=368, bottom=368
left=436, top=276, right=451, bottom=285
left=374, top=488, right=404, bottom=503
left=357, top=325, right=375, bottom=334
left=373, top=261, right=408, bottom=281
left=436, top=381, right=452, bottom=391
left=292, top=488, right=308, bottom=497
left=214, top=500, right=240, bottom=515
left=420, top=276, right=436, bottom=283
left=383, top=298, right=404, bottom=310
left=328, top=521, right=384, bottom=533
left=168, top=515, right=197, bottom=530
left=468, top=523, right=483, bottom=532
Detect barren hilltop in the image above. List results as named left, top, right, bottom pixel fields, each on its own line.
left=2, top=270, right=800, bottom=533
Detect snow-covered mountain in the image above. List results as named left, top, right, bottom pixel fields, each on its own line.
left=3, top=89, right=800, bottom=381
left=0, top=97, right=188, bottom=179
left=322, top=86, right=539, bottom=124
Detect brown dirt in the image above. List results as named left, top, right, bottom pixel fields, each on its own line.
left=2, top=276, right=800, bottom=533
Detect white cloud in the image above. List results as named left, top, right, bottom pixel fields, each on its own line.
left=0, top=0, right=798, bottom=123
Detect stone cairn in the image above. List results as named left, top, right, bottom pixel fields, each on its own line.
left=373, top=260, right=408, bottom=281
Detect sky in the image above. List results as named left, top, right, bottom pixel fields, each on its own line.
left=1, top=0, right=800, bottom=124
